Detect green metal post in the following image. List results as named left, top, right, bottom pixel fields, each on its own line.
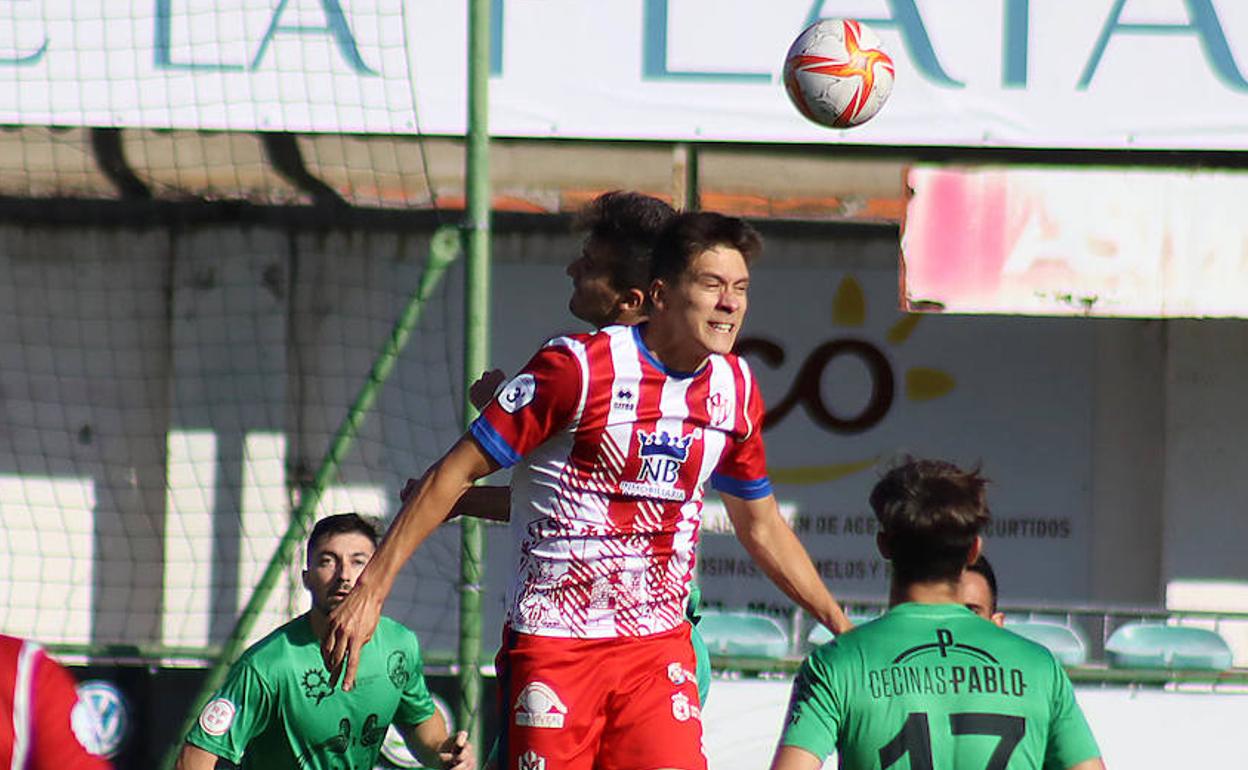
left=158, top=228, right=461, bottom=770
left=458, top=0, right=491, bottom=754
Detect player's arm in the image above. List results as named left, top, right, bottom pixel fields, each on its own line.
left=174, top=744, right=222, bottom=770
left=721, top=491, right=852, bottom=634
left=27, top=651, right=112, bottom=770
left=469, top=368, right=507, bottom=411
left=769, top=745, right=824, bottom=770
left=402, top=475, right=511, bottom=522
left=325, top=435, right=499, bottom=689
left=1067, top=760, right=1106, bottom=770
left=396, top=712, right=475, bottom=770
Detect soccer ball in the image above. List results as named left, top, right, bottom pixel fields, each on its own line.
left=783, top=19, right=895, bottom=129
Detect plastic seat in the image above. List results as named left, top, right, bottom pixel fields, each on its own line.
left=1005, top=620, right=1088, bottom=666
left=697, top=610, right=789, bottom=658
left=1105, top=622, right=1234, bottom=670
left=806, top=613, right=880, bottom=646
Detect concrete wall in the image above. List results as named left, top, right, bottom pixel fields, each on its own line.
left=0, top=216, right=1244, bottom=652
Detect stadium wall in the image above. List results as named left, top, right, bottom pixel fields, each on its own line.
left=1, top=212, right=1245, bottom=656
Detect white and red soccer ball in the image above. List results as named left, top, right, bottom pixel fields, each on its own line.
left=783, top=19, right=895, bottom=129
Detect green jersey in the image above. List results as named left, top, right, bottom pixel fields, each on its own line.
left=781, top=603, right=1100, bottom=770
left=187, top=615, right=437, bottom=770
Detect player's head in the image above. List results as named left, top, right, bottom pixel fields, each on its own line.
left=869, top=459, right=991, bottom=588
left=303, top=513, right=381, bottom=614
left=961, top=554, right=1006, bottom=626
left=567, top=190, right=676, bottom=327
left=647, top=211, right=762, bottom=366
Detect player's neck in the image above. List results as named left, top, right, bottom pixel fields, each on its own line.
left=639, top=322, right=709, bottom=374
left=890, top=578, right=961, bottom=607
left=306, top=606, right=330, bottom=640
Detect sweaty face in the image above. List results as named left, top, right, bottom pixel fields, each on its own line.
left=566, top=236, right=625, bottom=327
left=303, top=532, right=375, bottom=614
left=960, top=571, right=1003, bottom=626
left=655, top=245, right=749, bottom=368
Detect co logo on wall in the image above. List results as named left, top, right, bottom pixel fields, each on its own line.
left=76, top=680, right=131, bottom=758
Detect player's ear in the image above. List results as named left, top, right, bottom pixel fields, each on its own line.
left=301, top=569, right=311, bottom=591
left=875, top=532, right=892, bottom=559
left=649, top=279, right=667, bottom=309
left=617, top=287, right=646, bottom=315
left=966, top=536, right=983, bottom=566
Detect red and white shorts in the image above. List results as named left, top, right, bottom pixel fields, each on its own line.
left=495, top=623, right=705, bottom=770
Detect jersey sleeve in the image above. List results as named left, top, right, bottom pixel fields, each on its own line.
left=778, top=647, right=844, bottom=761
left=710, top=366, right=771, bottom=500
left=469, top=342, right=583, bottom=468
left=29, top=652, right=111, bottom=770
left=393, top=630, right=438, bottom=727
left=184, top=658, right=274, bottom=764
left=1043, top=658, right=1101, bottom=769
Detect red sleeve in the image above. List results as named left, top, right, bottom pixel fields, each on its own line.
left=710, top=368, right=772, bottom=500
left=30, top=652, right=111, bottom=770
left=469, top=341, right=583, bottom=467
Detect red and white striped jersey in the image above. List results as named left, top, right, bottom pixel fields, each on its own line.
left=0, top=635, right=110, bottom=770
left=471, top=324, right=771, bottom=639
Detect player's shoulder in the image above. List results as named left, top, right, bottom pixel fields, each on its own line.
left=236, top=615, right=314, bottom=667
left=376, top=615, right=421, bottom=646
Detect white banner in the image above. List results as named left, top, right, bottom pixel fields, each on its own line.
left=903, top=165, right=1248, bottom=318
left=6, top=1, right=1248, bottom=148
left=0, top=0, right=417, bottom=133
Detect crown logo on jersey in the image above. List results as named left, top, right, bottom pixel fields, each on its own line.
left=637, top=430, right=693, bottom=461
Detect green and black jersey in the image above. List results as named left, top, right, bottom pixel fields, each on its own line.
left=781, top=603, right=1100, bottom=769
left=186, top=614, right=437, bottom=770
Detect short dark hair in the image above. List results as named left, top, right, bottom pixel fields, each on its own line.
left=967, top=554, right=999, bottom=613
left=869, top=459, right=991, bottom=585
left=649, top=211, right=763, bottom=287
left=574, top=190, right=675, bottom=292
left=306, top=513, right=381, bottom=563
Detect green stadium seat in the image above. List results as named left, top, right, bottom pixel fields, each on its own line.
left=1004, top=620, right=1088, bottom=666
left=698, top=610, right=790, bottom=658
left=806, top=613, right=881, bottom=647
left=1105, top=622, right=1234, bottom=670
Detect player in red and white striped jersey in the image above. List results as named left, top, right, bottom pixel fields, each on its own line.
left=0, top=634, right=111, bottom=770
left=326, top=211, right=852, bottom=770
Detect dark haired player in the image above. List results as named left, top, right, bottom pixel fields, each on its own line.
left=963, top=554, right=1006, bottom=627
left=177, top=514, right=473, bottom=770
left=774, top=460, right=1103, bottom=770
left=328, top=211, right=852, bottom=770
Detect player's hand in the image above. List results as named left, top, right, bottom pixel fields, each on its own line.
left=439, top=730, right=474, bottom=770
left=829, top=609, right=855, bottom=635
left=469, top=369, right=507, bottom=412
left=322, top=583, right=382, bottom=692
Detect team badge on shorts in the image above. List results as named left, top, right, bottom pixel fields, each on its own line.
left=519, top=750, right=547, bottom=770
left=671, top=692, right=700, bottom=722
left=667, top=661, right=696, bottom=685
left=198, top=697, right=237, bottom=736
left=499, top=374, right=537, bottom=413
left=514, top=681, right=568, bottom=728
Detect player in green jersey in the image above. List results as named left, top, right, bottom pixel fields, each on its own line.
left=774, top=459, right=1104, bottom=770
left=962, top=555, right=1005, bottom=627
left=176, top=513, right=474, bottom=770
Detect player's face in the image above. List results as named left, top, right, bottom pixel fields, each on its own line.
left=303, top=531, right=375, bottom=614
left=655, top=245, right=750, bottom=367
left=960, top=571, right=1005, bottom=627
left=566, top=236, right=624, bottom=327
